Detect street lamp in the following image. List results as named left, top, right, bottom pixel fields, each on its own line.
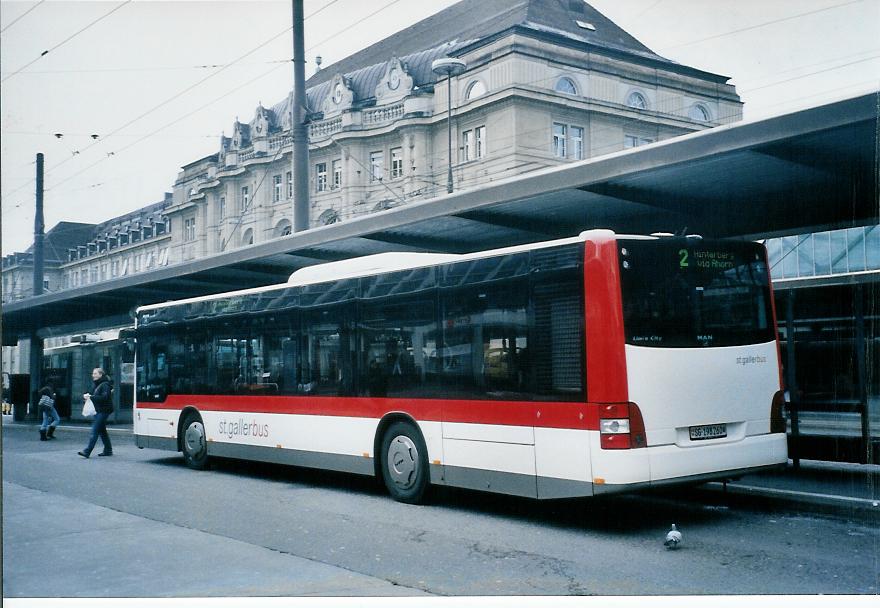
left=431, top=57, right=467, bottom=194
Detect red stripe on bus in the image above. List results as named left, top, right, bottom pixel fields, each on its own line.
left=583, top=236, right=629, bottom=403
left=141, top=394, right=602, bottom=430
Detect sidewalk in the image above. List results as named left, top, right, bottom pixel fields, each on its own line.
left=2, top=414, right=133, bottom=435
left=699, top=459, right=880, bottom=516
left=3, top=417, right=877, bottom=516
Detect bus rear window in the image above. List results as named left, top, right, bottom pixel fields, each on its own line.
left=618, top=239, right=775, bottom=348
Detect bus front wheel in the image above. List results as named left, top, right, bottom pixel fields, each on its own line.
left=380, top=421, right=429, bottom=504
left=181, top=412, right=209, bottom=470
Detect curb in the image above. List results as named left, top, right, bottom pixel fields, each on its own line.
left=2, top=421, right=133, bottom=435
left=700, top=481, right=880, bottom=517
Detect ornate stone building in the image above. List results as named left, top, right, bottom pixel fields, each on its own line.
left=165, top=0, right=742, bottom=259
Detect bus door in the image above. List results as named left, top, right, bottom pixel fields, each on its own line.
left=439, top=254, right=539, bottom=497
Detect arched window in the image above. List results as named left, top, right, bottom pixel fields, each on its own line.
left=555, top=77, right=577, bottom=95
left=465, top=80, right=487, bottom=101
left=242, top=228, right=254, bottom=246
left=689, top=103, right=711, bottom=122
left=318, top=209, right=339, bottom=225
left=626, top=91, right=648, bottom=110
left=273, top=219, right=292, bottom=238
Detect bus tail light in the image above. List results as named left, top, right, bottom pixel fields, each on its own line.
left=600, top=402, right=647, bottom=449
left=770, top=390, right=786, bottom=434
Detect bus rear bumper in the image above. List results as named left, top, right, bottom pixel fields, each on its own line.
left=592, top=432, right=788, bottom=495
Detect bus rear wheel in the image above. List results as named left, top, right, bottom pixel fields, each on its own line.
left=380, top=421, right=429, bottom=504
left=181, top=412, right=209, bottom=470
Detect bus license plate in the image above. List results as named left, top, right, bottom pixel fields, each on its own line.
left=689, top=424, right=727, bottom=441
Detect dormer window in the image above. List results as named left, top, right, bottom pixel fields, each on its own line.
left=143, top=225, right=153, bottom=239
left=626, top=91, right=648, bottom=110
left=119, top=233, right=129, bottom=246
left=689, top=103, right=711, bottom=122
left=465, top=80, right=487, bottom=101
left=555, top=77, right=578, bottom=95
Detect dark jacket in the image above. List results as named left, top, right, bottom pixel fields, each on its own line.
left=91, top=378, right=114, bottom=413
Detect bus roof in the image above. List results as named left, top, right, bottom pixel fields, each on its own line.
left=135, top=229, right=625, bottom=314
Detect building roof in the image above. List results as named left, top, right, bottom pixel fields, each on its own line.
left=91, top=195, right=171, bottom=236
left=263, top=0, right=731, bottom=129
left=306, top=0, right=693, bottom=91
left=6, top=194, right=174, bottom=266
left=24, top=222, right=96, bottom=264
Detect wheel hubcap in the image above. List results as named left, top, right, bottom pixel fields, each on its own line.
left=387, top=435, right=419, bottom=489
left=184, top=421, right=206, bottom=458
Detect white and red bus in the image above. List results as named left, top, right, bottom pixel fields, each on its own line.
left=133, top=230, right=787, bottom=503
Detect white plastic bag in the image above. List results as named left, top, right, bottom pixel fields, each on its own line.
left=82, top=396, right=96, bottom=417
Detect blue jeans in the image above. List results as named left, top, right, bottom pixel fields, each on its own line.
left=39, top=405, right=61, bottom=431
left=83, top=410, right=113, bottom=456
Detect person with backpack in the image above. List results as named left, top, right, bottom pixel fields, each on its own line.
left=38, top=385, right=60, bottom=441
left=78, top=368, right=114, bottom=458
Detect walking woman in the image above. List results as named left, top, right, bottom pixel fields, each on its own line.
left=78, top=367, right=114, bottom=458
left=38, top=385, right=61, bottom=441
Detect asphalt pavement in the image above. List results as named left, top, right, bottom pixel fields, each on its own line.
left=3, top=420, right=879, bottom=597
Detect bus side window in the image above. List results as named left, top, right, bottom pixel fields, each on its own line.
left=137, top=337, right=176, bottom=402
left=440, top=270, right=530, bottom=399
left=261, top=313, right=296, bottom=394
left=358, top=266, right=438, bottom=399
left=360, top=296, right=438, bottom=399
left=300, top=306, right=355, bottom=396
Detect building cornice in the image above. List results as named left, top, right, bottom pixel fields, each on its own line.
left=454, top=24, right=732, bottom=85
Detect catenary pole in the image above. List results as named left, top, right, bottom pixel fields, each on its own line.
left=27, top=153, right=45, bottom=421
left=292, top=0, right=309, bottom=232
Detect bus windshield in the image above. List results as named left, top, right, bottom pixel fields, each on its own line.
left=618, top=238, right=775, bottom=348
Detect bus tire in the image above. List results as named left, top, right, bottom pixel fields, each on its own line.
left=181, top=412, right=209, bottom=470
left=380, top=421, right=429, bottom=504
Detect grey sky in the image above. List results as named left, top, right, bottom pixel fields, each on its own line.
left=1, top=0, right=878, bottom=254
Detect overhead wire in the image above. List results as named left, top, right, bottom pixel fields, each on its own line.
left=0, top=0, right=344, bottom=77
left=657, top=0, right=867, bottom=51
left=0, top=0, right=46, bottom=34
left=1, top=0, right=343, bottom=203
left=7, top=0, right=406, bottom=203
left=0, top=58, right=292, bottom=76
left=1, top=1, right=132, bottom=83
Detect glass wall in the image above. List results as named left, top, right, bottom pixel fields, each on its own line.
left=766, top=225, right=880, bottom=280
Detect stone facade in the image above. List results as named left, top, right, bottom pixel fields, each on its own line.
left=164, top=0, right=741, bottom=259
